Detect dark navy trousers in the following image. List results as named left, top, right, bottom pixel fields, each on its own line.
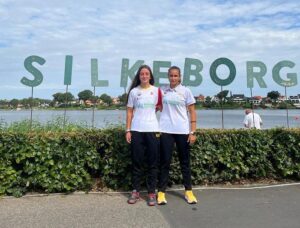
left=131, top=131, right=159, bottom=194
left=158, top=133, right=192, bottom=192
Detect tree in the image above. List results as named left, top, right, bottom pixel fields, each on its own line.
left=10, top=99, right=19, bottom=108
left=216, top=90, right=229, bottom=101
left=99, top=93, right=112, bottom=105
left=0, top=100, right=8, bottom=105
left=0, top=100, right=9, bottom=108
left=118, top=93, right=127, bottom=105
left=63, top=92, right=75, bottom=102
left=52, top=92, right=74, bottom=103
left=90, top=95, right=98, bottom=104
left=19, top=98, right=39, bottom=107
left=203, top=96, right=212, bottom=108
left=53, top=93, right=63, bottom=103
left=267, top=91, right=280, bottom=102
left=78, top=90, right=93, bottom=101
left=20, top=98, right=30, bottom=107
left=31, top=98, right=40, bottom=107
left=39, top=99, right=52, bottom=104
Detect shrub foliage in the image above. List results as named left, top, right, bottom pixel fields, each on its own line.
left=0, top=127, right=299, bottom=196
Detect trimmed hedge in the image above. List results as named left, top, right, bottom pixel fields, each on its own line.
left=0, top=128, right=299, bottom=196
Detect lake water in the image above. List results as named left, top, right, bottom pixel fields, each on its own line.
left=0, top=109, right=299, bottom=129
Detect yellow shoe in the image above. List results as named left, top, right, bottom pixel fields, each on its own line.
left=185, top=190, right=197, bottom=204
left=157, top=191, right=167, bottom=205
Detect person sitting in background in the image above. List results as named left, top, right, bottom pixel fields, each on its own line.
left=243, top=109, right=263, bottom=129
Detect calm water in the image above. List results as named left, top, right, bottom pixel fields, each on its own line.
left=0, top=109, right=299, bottom=129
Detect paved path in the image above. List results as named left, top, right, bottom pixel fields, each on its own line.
left=1, top=184, right=300, bottom=228
left=159, top=185, right=300, bottom=228
left=0, top=193, right=170, bottom=228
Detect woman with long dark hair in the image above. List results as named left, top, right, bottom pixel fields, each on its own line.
left=126, top=64, right=161, bottom=206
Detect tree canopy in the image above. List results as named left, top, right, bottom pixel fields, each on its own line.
left=99, top=93, right=112, bottom=105
left=217, top=90, right=229, bottom=100
left=78, top=90, right=93, bottom=101
left=118, top=93, right=127, bottom=104
left=267, top=91, right=280, bottom=101
left=52, top=92, right=74, bottom=103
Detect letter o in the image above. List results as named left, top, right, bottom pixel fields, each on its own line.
left=210, top=58, right=236, bottom=86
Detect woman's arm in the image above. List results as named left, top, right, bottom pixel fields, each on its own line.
left=126, top=107, right=133, bottom=143
left=187, top=104, right=197, bottom=144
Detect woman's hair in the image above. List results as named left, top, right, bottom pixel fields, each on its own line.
left=168, top=66, right=181, bottom=83
left=126, top=64, right=154, bottom=103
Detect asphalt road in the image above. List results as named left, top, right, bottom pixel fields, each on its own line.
left=1, top=184, right=300, bottom=228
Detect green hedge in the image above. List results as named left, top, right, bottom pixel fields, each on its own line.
left=0, top=128, right=300, bottom=196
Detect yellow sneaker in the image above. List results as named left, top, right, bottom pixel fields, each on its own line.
left=157, top=191, right=167, bottom=205
left=185, top=190, right=197, bottom=204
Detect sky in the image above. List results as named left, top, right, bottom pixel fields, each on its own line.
left=0, top=0, right=300, bottom=100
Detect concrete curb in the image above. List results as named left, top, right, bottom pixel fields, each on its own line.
left=2, top=182, right=300, bottom=200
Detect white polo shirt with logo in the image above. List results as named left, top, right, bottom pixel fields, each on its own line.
left=127, top=85, right=160, bottom=132
left=159, top=84, right=196, bottom=134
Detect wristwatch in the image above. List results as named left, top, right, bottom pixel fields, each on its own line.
left=189, top=131, right=195, bottom=135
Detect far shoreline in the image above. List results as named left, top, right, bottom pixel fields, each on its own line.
left=0, top=106, right=298, bottom=111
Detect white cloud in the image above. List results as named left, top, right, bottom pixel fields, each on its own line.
left=0, top=0, right=299, bottom=99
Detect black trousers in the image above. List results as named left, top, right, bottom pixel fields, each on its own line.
left=131, top=131, right=159, bottom=194
left=158, top=133, right=192, bottom=192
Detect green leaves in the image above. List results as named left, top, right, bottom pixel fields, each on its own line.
left=0, top=131, right=99, bottom=196
left=0, top=128, right=299, bottom=196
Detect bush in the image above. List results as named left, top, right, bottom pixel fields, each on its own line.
left=0, top=131, right=101, bottom=196
left=0, top=126, right=299, bottom=196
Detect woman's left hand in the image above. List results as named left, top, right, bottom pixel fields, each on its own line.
left=126, top=131, right=132, bottom=144
left=187, top=134, right=196, bottom=145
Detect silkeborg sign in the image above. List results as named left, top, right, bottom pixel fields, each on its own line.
left=20, top=55, right=298, bottom=89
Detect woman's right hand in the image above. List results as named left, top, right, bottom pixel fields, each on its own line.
left=126, top=131, right=132, bottom=144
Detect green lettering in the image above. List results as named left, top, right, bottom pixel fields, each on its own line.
left=246, top=61, right=267, bottom=88
left=120, top=58, right=144, bottom=87
left=272, top=60, right=297, bottom=87
left=91, top=58, right=109, bottom=87
left=183, top=58, right=203, bottom=86
left=64, top=55, right=73, bottom=85
left=153, top=61, right=171, bottom=86
left=210, top=58, right=236, bottom=86
left=20, top=55, right=45, bottom=87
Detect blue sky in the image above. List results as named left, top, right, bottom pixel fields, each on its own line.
left=0, top=0, right=299, bottom=100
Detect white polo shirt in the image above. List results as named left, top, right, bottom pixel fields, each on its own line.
left=159, top=84, right=196, bottom=134
left=243, top=112, right=263, bottom=129
left=127, top=85, right=160, bottom=132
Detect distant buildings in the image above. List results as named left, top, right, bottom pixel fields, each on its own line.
left=289, top=95, right=300, bottom=108
left=196, top=95, right=205, bottom=102
left=289, top=95, right=300, bottom=104
left=194, top=92, right=300, bottom=108
left=2, top=92, right=300, bottom=109
left=231, top=94, right=246, bottom=103
left=248, top=96, right=262, bottom=105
